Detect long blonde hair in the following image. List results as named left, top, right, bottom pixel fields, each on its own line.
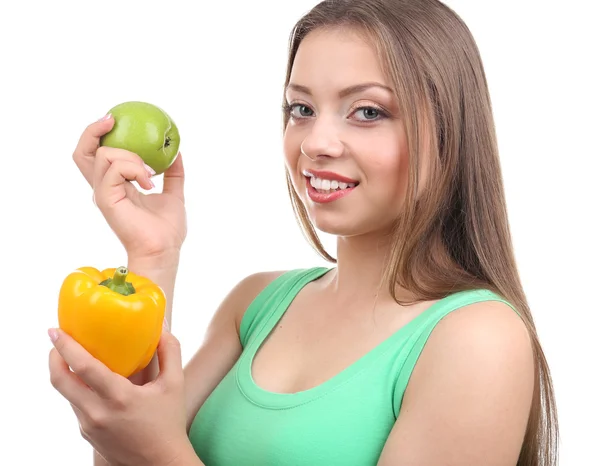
left=281, top=1, right=559, bottom=464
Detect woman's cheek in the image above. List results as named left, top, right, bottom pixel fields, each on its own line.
left=283, top=137, right=299, bottom=173
left=359, top=143, right=409, bottom=201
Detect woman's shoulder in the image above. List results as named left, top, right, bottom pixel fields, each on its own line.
left=405, top=296, right=534, bottom=404
left=420, top=292, right=531, bottom=363
left=232, top=267, right=331, bottom=343
left=435, top=297, right=530, bottom=347
left=227, top=270, right=291, bottom=333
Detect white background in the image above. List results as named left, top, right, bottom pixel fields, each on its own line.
left=1, top=0, right=598, bottom=464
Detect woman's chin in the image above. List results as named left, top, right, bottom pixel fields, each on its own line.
left=310, top=216, right=369, bottom=238
left=308, top=211, right=396, bottom=239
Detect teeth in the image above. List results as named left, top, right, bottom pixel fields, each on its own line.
left=308, top=174, right=357, bottom=192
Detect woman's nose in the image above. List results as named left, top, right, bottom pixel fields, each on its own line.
left=300, top=118, right=345, bottom=160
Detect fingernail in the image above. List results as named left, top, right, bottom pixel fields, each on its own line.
left=144, top=164, right=156, bottom=176
left=48, top=328, right=59, bottom=343
left=97, top=113, right=111, bottom=122
left=163, top=317, right=170, bottom=331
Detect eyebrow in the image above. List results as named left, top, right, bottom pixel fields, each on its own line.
left=286, top=82, right=393, bottom=98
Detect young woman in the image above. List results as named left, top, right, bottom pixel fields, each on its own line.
left=48, top=0, right=559, bottom=465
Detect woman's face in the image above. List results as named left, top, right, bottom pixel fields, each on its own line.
left=283, top=27, right=409, bottom=238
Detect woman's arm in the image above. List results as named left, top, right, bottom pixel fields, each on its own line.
left=93, top=254, right=180, bottom=466
left=128, top=253, right=181, bottom=385
left=377, top=300, right=535, bottom=466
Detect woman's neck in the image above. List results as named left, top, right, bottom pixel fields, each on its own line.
left=319, top=231, right=415, bottom=306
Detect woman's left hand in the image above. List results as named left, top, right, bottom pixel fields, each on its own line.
left=48, top=325, right=189, bottom=466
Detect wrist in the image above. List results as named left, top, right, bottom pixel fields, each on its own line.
left=127, top=249, right=180, bottom=319
left=127, top=249, right=181, bottom=273
left=161, top=438, right=205, bottom=466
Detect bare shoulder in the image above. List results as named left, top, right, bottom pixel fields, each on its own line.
left=412, top=299, right=535, bottom=400
left=228, top=270, right=290, bottom=334
left=378, top=298, right=535, bottom=465
left=433, top=299, right=533, bottom=357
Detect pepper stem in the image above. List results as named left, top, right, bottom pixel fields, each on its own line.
left=99, top=266, right=136, bottom=296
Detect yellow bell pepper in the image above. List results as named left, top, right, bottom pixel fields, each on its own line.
left=58, top=266, right=166, bottom=378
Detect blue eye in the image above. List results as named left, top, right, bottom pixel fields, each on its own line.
left=292, top=104, right=313, bottom=117
left=286, top=104, right=313, bottom=118
left=355, top=107, right=381, bottom=120
left=283, top=103, right=389, bottom=123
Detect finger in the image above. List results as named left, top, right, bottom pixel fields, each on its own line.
left=49, top=328, right=125, bottom=399
left=156, top=329, right=184, bottom=387
left=162, top=152, right=185, bottom=201
left=73, top=115, right=115, bottom=187
left=49, top=347, right=95, bottom=410
left=94, top=160, right=154, bottom=210
left=94, top=146, right=154, bottom=193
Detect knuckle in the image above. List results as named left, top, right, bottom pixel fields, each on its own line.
left=95, top=145, right=109, bottom=160
left=169, top=334, right=182, bottom=349
left=93, top=191, right=106, bottom=210
left=110, top=159, right=127, bottom=170
left=49, top=371, right=62, bottom=390
left=103, top=162, right=127, bottom=182
left=111, top=391, right=131, bottom=410
left=85, top=408, right=108, bottom=431
left=168, top=339, right=183, bottom=357
left=71, top=360, right=90, bottom=378
left=52, top=338, right=66, bottom=354
left=104, top=158, right=123, bottom=173
left=78, top=424, right=91, bottom=442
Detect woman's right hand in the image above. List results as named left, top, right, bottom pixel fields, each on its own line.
left=72, top=114, right=187, bottom=261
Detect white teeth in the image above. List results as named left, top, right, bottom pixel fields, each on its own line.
left=307, top=174, right=357, bottom=192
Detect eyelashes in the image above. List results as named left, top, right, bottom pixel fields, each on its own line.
left=282, top=103, right=312, bottom=119
left=282, top=102, right=390, bottom=123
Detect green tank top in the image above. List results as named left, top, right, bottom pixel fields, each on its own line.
left=188, top=267, right=518, bottom=465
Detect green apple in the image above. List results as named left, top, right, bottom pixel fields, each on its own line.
left=99, top=101, right=180, bottom=175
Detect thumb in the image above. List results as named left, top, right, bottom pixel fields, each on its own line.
left=162, top=152, right=185, bottom=201
left=156, top=326, right=183, bottom=382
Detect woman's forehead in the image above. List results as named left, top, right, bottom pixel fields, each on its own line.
left=289, top=28, right=390, bottom=93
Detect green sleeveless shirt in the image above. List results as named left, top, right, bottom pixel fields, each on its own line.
left=188, top=267, right=517, bottom=465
